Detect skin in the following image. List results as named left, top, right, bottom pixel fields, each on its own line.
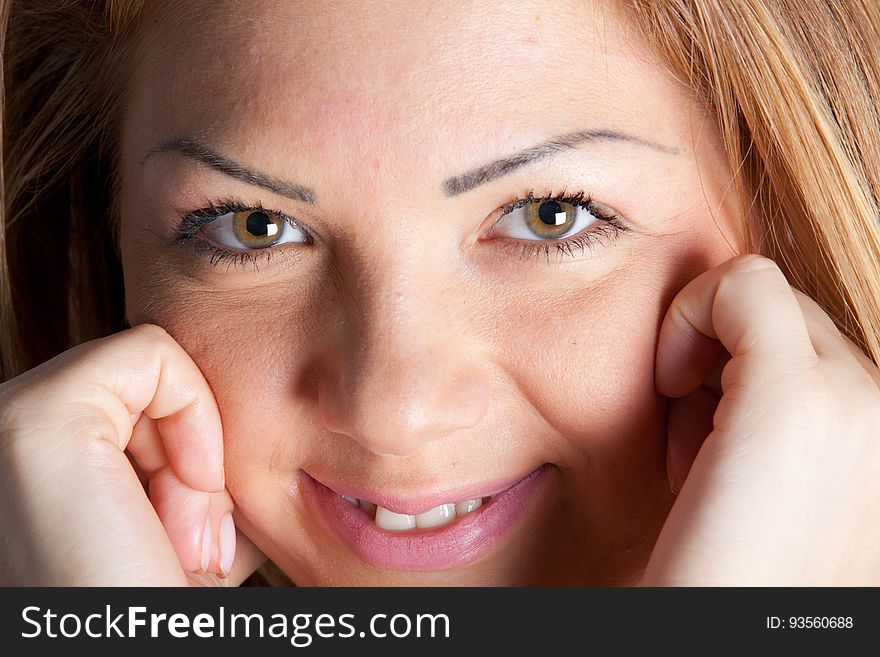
left=4, top=1, right=878, bottom=586
left=117, top=0, right=746, bottom=585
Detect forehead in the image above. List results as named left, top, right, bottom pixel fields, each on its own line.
left=123, top=0, right=698, bottom=202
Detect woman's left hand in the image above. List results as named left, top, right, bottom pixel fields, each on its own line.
left=643, top=254, right=880, bottom=585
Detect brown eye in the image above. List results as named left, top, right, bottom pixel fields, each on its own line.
left=233, top=210, right=285, bottom=247
left=491, top=194, right=602, bottom=242
left=525, top=199, right=577, bottom=239
left=201, top=207, right=309, bottom=250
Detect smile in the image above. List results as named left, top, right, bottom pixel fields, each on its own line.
left=300, top=464, right=553, bottom=571
left=340, top=495, right=487, bottom=531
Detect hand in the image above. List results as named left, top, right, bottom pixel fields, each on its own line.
left=644, top=254, right=880, bottom=585
left=0, top=323, right=266, bottom=585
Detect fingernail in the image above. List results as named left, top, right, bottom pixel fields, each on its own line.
left=219, top=512, right=236, bottom=579
left=201, top=516, right=213, bottom=573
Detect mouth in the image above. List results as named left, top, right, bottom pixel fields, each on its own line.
left=299, top=463, right=552, bottom=571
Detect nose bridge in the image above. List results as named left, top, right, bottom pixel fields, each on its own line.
left=317, top=249, right=490, bottom=457
left=367, top=253, right=443, bottom=349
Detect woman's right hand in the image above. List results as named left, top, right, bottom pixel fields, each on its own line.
left=0, top=322, right=265, bottom=585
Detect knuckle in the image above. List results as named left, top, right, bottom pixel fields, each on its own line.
left=125, top=323, right=175, bottom=363
left=715, top=254, right=786, bottom=305
left=726, top=253, right=786, bottom=281
left=67, top=418, right=125, bottom=464
left=129, top=322, right=171, bottom=342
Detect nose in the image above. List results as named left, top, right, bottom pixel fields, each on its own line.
left=315, top=261, right=491, bottom=457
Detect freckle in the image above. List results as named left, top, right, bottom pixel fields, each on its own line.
left=535, top=15, right=541, bottom=22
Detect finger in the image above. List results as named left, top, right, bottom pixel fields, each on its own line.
left=206, top=493, right=237, bottom=579
left=187, top=526, right=268, bottom=587
left=701, top=347, right=731, bottom=399
left=662, top=347, right=727, bottom=492
left=666, top=386, right=719, bottom=494
left=127, top=411, right=169, bottom=478
left=110, top=325, right=227, bottom=576
left=81, top=322, right=223, bottom=493
left=148, top=466, right=212, bottom=573
left=149, top=467, right=236, bottom=576
left=656, top=254, right=819, bottom=398
left=128, top=413, right=236, bottom=577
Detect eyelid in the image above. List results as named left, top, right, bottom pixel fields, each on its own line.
left=203, top=208, right=309, bottom=250
left=173, top=198, right=314, bottom=243
left=478, top=187, right=629, bottom=263
left=483, top=188, right=619, bottom=237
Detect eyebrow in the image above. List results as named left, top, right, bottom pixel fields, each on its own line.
left=144, top=128, right=678, bottom=204
left=443, top=129, right=679, bottom=197
left=144, top=138, right=318, bottom=204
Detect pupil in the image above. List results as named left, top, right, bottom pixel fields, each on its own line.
left=538, top=201, right=565, bottom=226
left=246, top=211, right=271, bottom=236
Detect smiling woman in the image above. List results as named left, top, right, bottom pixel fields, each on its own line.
left=1, top=0, right=880, bottom=587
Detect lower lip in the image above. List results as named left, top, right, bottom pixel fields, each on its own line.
left=301, top=464, right=551, bottom=571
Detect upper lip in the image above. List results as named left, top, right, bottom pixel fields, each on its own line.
left=303, top=464, right=547, bottom=516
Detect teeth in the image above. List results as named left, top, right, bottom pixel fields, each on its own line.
left=456, top=498, right=482, bottom=515
left=415, top=503, right=456, bottom=529
left=343, top=495, right=486, bottom=530
left=374, top=506, right=416, bottom=531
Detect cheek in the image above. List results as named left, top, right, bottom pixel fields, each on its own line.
left=123, top=269, right=318, bottom=502
left=493, top=269, right=671, bottom=472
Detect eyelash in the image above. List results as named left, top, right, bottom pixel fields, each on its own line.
left=493, top=188, right=625, bottom=263
left=165, top=199, right=307, bottom=270
left=167, top=189, right=626, bottom=271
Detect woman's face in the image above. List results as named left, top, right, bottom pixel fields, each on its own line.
left=119, top=0, right=745, bottom=584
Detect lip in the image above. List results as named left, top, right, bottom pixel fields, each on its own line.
left=299, top=464, right=552, bottom=571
